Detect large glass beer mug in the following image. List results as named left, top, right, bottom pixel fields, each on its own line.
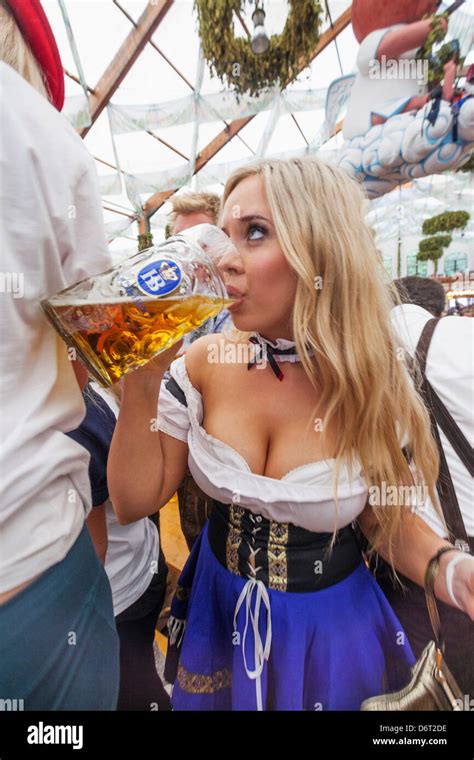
left=41, top=224, right=237, bottom=386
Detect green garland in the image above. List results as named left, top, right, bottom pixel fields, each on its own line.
left=417, top=12, right=449, bottom=57
left=416, top=12, right=463, bottom=88
left=138, top=232, right=154, bottom=251
left=194, top=0, right=323, bottom=97
left=422, top=211, right=470, bottom=235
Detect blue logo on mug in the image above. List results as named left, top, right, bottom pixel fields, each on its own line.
left=136, top=259, right=182, bottom=297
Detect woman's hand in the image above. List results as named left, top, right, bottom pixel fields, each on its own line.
left=358, top=505, right=474, bottom=616
left=122, top=338, right=184, bottom=391
left=134, top=337, right=184, bottom=375
left=440, top=551, right=474, bottom=620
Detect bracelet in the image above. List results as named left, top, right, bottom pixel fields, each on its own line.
left=424, top=546, right=456, bottom=648
left=424, top=545, right=457, bottom=607
left=445, top=552, right=474, bottom=610
left=424, top=545, right=457, bottom=593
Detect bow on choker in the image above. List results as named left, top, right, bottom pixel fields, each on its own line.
left=247, top=333, right=308, bottom=381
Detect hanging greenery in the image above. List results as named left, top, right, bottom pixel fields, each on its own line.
left=138, top=232, right=153, bottom=251
left=194, top=0, right=323, bottom=97
left=422, top=210, right=470, bottom=235
left=415, top=12, right=462, bottom=89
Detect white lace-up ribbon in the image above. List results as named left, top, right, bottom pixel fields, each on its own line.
left=233, top=577, right=272, bottom=711
left=249, top=333, right=314, bottom=364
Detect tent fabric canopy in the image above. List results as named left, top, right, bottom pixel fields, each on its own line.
left=41, top=0, right=473, bottom=256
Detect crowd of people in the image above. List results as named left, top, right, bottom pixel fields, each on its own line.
left=1, top=0, right=473, bottom=712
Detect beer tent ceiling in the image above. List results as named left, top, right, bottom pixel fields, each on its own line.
left=42, top=0, right=474, bottom=256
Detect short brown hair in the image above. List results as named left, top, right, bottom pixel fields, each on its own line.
left=168, top=191, right=221, bottom=229
left=394, top=276, right=446, bottom=317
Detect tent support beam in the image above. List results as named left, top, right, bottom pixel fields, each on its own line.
left=79, top=0, right=174, bottom=137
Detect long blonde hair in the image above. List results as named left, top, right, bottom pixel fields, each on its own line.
left=0, top=0, right=51, bottom=101
left=222, top=157, right=440, bottom=562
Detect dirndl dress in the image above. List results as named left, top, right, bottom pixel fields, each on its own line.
left=165, top=502, right=415, bottom=711
left=158, top=355, right=415, bottom=711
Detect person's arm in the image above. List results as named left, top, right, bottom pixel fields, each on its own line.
left=86, top=503, right=108, bottom=564
left=72, top=359, right=88, bottom=391
left=358, top=505, right=474, bottom=618
left=108, top=340, right=188, bottom=525
left=376, top=17, right=448, bottom=61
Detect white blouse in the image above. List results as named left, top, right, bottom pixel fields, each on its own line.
left=157, top=355, right=368, bottom=533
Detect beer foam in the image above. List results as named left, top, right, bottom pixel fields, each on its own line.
left=48, top=295, right=183, bottom=306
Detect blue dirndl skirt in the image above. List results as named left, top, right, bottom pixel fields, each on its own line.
left=169, top=514, right=415, bottom=711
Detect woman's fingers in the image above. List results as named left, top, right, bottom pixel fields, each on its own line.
left=453, top=560, right=474, bottom=620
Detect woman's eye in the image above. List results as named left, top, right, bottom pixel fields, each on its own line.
left=247, top=224, right=266, bottom=241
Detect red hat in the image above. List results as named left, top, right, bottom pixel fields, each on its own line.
left=7, top=0, right=64, bottom=110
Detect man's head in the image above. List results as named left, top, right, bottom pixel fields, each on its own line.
left=168, top=191, right=221, bottom=236
left=394, top=276, right=446, bottom=317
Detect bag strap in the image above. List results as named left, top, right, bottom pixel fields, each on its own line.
left=428, top=389, right=474, bottom=476
left=415, top=318, right=470, bottom=549
left=416, top=319, right=474, bottom=476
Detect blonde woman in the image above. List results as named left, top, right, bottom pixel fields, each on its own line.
left=109, top=157, right=474, bottom=711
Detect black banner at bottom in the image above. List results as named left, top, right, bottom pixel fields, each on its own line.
left=0, top=710, right=472, bottom=758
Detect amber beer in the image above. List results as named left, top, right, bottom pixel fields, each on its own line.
left=41, top=224, right=238, bottom=384
left=42, top=294, right=233, bottom=386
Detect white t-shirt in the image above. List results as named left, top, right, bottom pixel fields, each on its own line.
left=390, top=304, right=474, bottom=538
left=0, top=63, right=112, bottom=593
left=343, top=26, right=427, bottom=140
left=90, top=385, right=160, bottom=617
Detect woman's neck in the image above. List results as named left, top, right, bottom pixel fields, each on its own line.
left=258, top=328, right=294, bottom=343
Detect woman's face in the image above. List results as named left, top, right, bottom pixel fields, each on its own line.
left=219, top=174, right=297, bottom=341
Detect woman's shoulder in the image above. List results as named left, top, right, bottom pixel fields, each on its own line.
left=182, top=331, right=242, bottom=393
